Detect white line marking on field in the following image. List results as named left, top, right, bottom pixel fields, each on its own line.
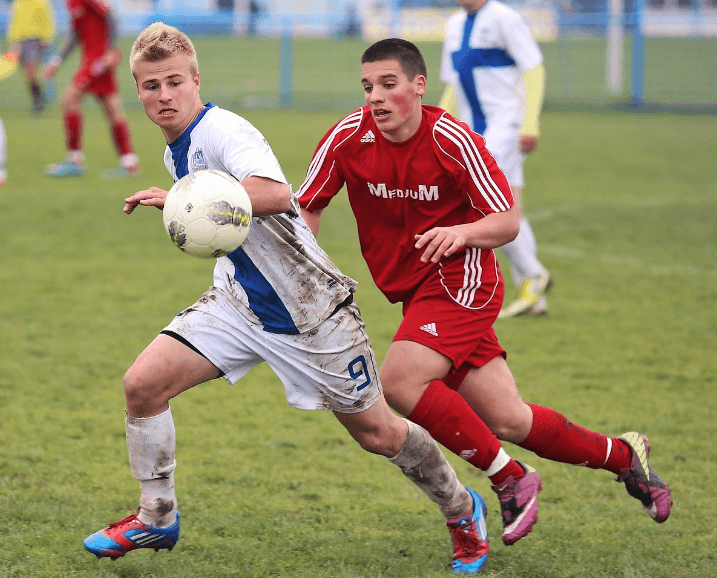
left=540, top=244, right=717, bottom=278
left=522, top=202, right=717, bottom=279
left=526, top=195, right=717, bottom=222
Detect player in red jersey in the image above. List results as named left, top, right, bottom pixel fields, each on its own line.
left=297, top=39, right=672, bottom=541
left=43, top=0, right=139, bottom=178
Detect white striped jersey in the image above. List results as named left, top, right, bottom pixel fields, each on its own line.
left=164, top=103, right=356, bottom=334
left=297, top=105, right=513, bottom=307
left=439, top=0, right=543, bottom=134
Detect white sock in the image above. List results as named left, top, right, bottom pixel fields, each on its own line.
left=126, top=407, right=177, bottom=528
left=388, top=419, right=472, bottom=520
left=500, top=218, right=543, bottom=285
left=67, top=150, right=85, bottom=165
left=485, top=447, right=511, bottom=477
left=120, top=153, right=139, bottom=169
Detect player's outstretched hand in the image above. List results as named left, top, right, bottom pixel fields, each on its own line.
left=520, top=134, right=539, bottom=154
left=43, top=61, right=60, bottom=80
left=414, top=226, right=466, bottom=264
left=90, top=48, right=122, bottom=77
left=124, top=187, right=168, bottom=214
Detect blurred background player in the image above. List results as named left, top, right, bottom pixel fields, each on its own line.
left=6, top=0, right=56, bottom=113
left=43, top=0, right=139, bottom=178
left=439, top=0, right=550, bottom=318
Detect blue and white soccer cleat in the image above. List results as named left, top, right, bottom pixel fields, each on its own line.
left=83, top=510, right=180, bottom=560
left=99, top=164, right=141, bottom=180
left=446, top=488, right=489, bottom=574
left=44, top=160, right=85, bottom=177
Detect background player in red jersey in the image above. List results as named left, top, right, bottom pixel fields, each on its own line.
left=43, top=0, right=139, bottom=178
left=297, top=38, right=672, bottom=542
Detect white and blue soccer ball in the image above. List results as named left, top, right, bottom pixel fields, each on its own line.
left=163, top=169, right=252, bottom=259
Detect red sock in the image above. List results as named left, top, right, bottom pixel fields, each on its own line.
left=489, top=457, right=525, bottom=487
left=604, top=439, right=632, bottom=475
left=111, top=120, right=134, bottom=156
left=520, top=404, right=631, bottom=474
left=407, top=380, right=523, bottom=485
left=64, top=111, right=82, bottom=152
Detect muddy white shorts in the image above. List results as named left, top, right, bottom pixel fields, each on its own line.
left=162, top=286, right=382, bottom=413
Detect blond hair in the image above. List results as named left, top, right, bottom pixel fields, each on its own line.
left=130, top=22, right=199, bottom=78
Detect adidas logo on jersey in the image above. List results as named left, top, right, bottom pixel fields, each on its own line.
left=419, top=323, right=438, bottom=336
left=360, top=130, right=375, bottom=143
left=459, top=449, right=477, bottom=460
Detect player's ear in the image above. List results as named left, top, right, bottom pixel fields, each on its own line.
left=416, top=74, right=427, bottom=97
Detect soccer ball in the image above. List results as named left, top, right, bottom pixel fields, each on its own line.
left=163, top=169, right=252, bottom=259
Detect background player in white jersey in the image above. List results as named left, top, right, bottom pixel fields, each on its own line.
left=440, top=0, right=551, bottom=317
left=82, top=23, right=492, bottom=574
left=298, top=38, right=672, bottom=543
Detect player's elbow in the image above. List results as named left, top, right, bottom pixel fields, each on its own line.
left=504, top=218, right=520, bottom=243
left=500, top=209, right=521, bottom=244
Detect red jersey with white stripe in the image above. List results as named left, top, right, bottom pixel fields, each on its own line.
left=298, top=105, right=513, bottom=306
left=66, top=0, right=110, bottom=62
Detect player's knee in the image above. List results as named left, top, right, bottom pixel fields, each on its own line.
left=490, top=421, right=521, bottom=442
left=378, top=369, right=405, bottom=406
left=381, top=380, right=399, bottom=404
left=123, top=364, right=163, bottom=407
left=488, top=410, right=532, bottom=443
left=380, top=379, right=422, bottom=417
left=60, top=92, right=77, bottom=111
left=352, top=426, right=400, bottom=457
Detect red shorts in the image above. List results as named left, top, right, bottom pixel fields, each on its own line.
left=393, top=271, right=506, bottom=391
left=72, top=62, right=118, bottom=97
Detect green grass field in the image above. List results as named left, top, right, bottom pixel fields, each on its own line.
left=1, top=35, right=716, bottom=578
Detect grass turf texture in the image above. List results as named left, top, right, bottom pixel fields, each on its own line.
left=1, top=42, right=716, bottom=577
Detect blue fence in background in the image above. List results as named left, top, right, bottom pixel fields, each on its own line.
left=1, top=1, right=715, bottom=112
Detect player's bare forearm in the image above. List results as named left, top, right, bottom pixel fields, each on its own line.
left=240, top=176, right=291, bottom=216
left=45, top=33, right=77, bottom=79
left=43, top=61, right=60, bottom=79
left=124, top=187, right=168, bottom=214
left=414, top=209, right=520, bottom=263
left=91, top=48, right=122, bottom=76
left=300, top=207, right=322, bottom=236
left=464, top=209, right=520, bottom=248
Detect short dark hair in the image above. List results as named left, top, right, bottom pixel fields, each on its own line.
left=361, top=38, right=427, bottom=81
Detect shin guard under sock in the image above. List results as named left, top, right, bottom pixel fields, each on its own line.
left=520, top=404, right=630, bottom=473
left=408, top=380, right=515, bottom=477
